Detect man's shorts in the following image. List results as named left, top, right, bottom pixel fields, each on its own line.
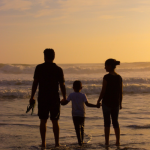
left=38, top=103, right=60, bottom=120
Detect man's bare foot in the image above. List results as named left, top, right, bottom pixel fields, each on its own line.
left=39, top=143, right=46, bottom=148
left=105, top=143, right=109, bottom=147
left=55, top=144, right=60, bottom=147
left=116, top=142, right=120, bottom=146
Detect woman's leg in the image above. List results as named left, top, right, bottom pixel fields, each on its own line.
left=114, top=127, right=120, bottom=146
left=111, top=107, right=120, bottom=145
left=104, top=127, right=110, bottom=145
left=102, top=104, right=111, bottom=145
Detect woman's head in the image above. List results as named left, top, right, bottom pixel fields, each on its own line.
left=105, top=58, right=120, bottom=72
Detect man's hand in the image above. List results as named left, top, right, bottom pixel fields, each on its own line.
left=29, top=98, right=35, bottom=105
left=60, top=99, right=68, bottom=105
left=60, top=99, right=65, bottom=104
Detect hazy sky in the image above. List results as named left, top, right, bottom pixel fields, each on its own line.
left=0, top=0, right=150, bottom=64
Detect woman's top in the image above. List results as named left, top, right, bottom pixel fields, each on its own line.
left=102, top=74, right=122, bottom=108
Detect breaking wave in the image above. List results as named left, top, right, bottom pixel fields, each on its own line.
left=0, top=62, right=150, bottom=74
left=0, top=78, right=150, bottom=86
left=0, top=83, right=150, bottom=99
left=127, top=125, right=150, bottom=129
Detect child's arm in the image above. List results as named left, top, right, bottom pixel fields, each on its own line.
left=85, top=101, right=101, bottom=108
left=60, top=99, right=69, bottom=105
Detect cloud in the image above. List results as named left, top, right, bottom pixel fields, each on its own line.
left=99, top=15, right=122, bottom=20
left=33, top=0, right=150, bottom=19
left=0, top=0, right=32, bottom=11
left=0, top=0, right=150, bottom=26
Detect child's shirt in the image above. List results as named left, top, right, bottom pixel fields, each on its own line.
left=67, top=92, right=88, bottom=117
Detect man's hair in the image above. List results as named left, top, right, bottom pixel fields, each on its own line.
left=73, top=80, right=82, bottom=91
left=44, top=48, right=55, bottom=60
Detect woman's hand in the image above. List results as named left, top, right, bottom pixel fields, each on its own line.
left=97, top=102, right=101, bottom=108
left=120, top=105, right=122, bottom=109
left=97, top=99, right=100, bottom=105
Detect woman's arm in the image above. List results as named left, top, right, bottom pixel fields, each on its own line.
left=119, top=81, right=123, bottom=109
left=97, top=79, right=107, bottom=104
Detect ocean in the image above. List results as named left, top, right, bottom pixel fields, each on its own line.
left=0, top=62, right=150, bottom=150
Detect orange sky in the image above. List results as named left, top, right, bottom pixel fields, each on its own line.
left=0, top=0, right=150, bottom=64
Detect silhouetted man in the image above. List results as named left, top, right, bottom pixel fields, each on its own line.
left=29, top=49, right=66, bottom=148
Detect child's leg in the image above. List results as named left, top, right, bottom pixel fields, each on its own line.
left=81, top=117, right=85, bottom=143
left=73, top=116, right=82, bottom=146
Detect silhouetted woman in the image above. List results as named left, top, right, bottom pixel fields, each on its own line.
left=97, top=59, right=123, bottom=146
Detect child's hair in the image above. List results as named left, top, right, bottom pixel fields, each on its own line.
left=73, top=80, right=82, bottom=91
left=105, top=58, right=120, bottom=69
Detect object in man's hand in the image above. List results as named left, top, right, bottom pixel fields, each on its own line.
left=26, top=99, right=36, bottom=115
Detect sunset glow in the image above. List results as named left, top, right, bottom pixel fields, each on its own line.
left=0, top=0, right=150, bottom=64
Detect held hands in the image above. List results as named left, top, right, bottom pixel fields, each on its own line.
left=60, top=98, right=68, bottom=105
left=97, top=103, right=101, bottom=108
left=96, top=99, right=101, bottom=108
left=60, top=99, right=65, bottom=104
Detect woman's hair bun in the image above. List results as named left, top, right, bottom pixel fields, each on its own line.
left=105, top=58, right=120, bottom=69
left=115, top=61, right=120, bottom=65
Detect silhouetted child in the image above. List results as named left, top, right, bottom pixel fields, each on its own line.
left=61, top=80, right=100, bottom=146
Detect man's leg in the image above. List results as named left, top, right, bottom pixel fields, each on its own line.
left=40, top=119, right=47, bottom=148
left=51, top=120, right=60, bottom=147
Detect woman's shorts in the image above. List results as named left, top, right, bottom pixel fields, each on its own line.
left=102, top=103, right=119, bottom=128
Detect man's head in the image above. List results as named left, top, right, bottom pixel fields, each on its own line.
left=73, top=80, right=82, bottom=92
left=44, top=49, right=55, bottom=61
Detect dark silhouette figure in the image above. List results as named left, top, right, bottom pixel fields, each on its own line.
left=61, top=80, right=100, bottom=146
left=97, top=59, right=123, bottom=146
left=29, top=49, right=66, bottom=148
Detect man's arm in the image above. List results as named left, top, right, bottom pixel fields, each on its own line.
left=97, top=79, right=107, bottom=104
left=30, top=79, right=39, bottom=102
left=59, top=82, right=67, bottom=100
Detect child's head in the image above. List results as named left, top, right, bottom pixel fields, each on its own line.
left=105, top=58, right=120, bottom=72
left=73, top=80, right=82, bottom=92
